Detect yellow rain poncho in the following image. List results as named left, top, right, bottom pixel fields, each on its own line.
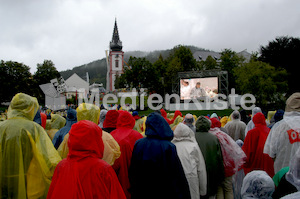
left=57, top=103, right=121, bottom=165
left=0, top=93, right=61, bottom=199
left=46, top=114, right=66, bottom=140
left=267, top=110, right=276, bottom=124
left=170, top=116, right=184, bottom=131
left=220, top=116, right=228, bottom=127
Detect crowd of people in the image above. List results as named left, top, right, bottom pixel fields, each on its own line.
left=1, top=92, right=300, bottom=199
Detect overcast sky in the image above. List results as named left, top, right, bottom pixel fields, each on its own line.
left=1, top=0, right=300, bottom=73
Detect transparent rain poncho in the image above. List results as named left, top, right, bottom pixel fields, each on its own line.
left=241, top=170, right=275, bottom=199
left=224, top=110, right=246, bottom=141
left=46, top=113, right=66, bottom=140
left=0, top=93, right=61, bottom=199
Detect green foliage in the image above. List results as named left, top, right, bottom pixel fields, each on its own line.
left=219, top=49, right=245, bottom=90
left=234, top=60, right=288, bottom=108
left=259, top=36, right=300, bottom=94
left=198, top=55, right=218, bottom=70
left=0, top=60, right=33, bottom=102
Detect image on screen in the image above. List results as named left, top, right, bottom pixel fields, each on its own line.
left=180, top=77, right=218, bottom=100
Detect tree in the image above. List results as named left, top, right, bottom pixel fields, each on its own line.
left=118, top=57, right=161, bottom=93
left=219, top=49, right=244, bottom=90
left=0, top=60, right=33, bottom=103
left=164, top=45, right=197, bottom=93
left=234, top=60, right=288, bottom=109
left=33, top=60, right=61, bottom=104
left=259, top=36, right=300, bottom=94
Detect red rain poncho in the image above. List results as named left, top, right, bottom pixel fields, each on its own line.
left=209, top=118, right=246, bottom=177
left=41, top=112, right=47, bottom=129
left=111, top=111, right=143, bottom=198
left=103, top=110, right=119, bottom=128
left=170, top=110, right=182, bottom=124
left=160, top=109, right=172, bottom=124
left=242, top=112, right=275, bottom=177
left=47, top=120, right=126, bottom=199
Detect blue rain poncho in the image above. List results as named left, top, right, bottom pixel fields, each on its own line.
left=52, top=108, right=77, bottom=149
left=129, top=112, right=191, bottom=199
left=0, top=93, right=61, bottom=199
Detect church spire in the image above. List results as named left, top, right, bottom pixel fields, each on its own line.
left=110, top=18, right=123, bottom=51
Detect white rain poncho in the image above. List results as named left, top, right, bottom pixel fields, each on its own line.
left=245, top=107, right=262, bottom=137
left=172, top=123, right=207, bottom=199
left=241, top=170, right=275, bottom=199
left=264, top=111, right=300, bottom=173
left=286, top=147, right=300, bottom=191
left=224, top=110, right=247, bottom=141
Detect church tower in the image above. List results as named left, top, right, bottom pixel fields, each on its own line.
left=106, top=19, right=124, bottom=91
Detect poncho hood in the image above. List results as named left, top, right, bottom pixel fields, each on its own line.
left=68, top=120, right=104, bottom=160
left=196, top=116, right=211, bottom=132
left=172, top=123, right=194, bottom=142
left=210, top=118, right=221, bottom=128
left=253, top=112, right=266, bottom=126
left=103, top=110, right=119, bottom=128
left=50, top=114, right=66, bottom=130
left=7, top=93, right=39, bottom=121
left=145, top=112, right=173, bottom=140
left=76, top=103, right=100, bottom=124
left=285, top=92, right=300, bottom=112
left=116, top=110, right=135, bottom=129
left=231, top=110, right=241, bottom=121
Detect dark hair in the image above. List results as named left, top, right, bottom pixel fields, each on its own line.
left=196, top=82, right=201, bottom=85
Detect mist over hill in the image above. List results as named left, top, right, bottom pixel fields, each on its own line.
left=59, top=45, right=210, bottom=87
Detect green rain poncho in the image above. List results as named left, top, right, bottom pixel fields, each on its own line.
left=0, top=93, right=61, bottom=199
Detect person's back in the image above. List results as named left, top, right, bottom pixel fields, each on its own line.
left=194, top=116, right=224, bottom=198
left=225, top=110, right=246, bottom=141
left=172, top=123, right=207, bottom=199
left=264, top=93, right=300, bottom=173
left=129, top=112, right=191, bottom=199
left=242, top=112, right=274, bottom=177
left=47, top=120, right=126, bottom=199
left=111, top=110, right=143, bottom=198
left=0, top=93, right=61, bottom=198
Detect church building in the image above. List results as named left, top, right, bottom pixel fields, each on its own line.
left=106, top=19, right=124, bottom=91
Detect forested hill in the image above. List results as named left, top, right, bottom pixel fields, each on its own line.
left=59, top=46, right=208, bottom=87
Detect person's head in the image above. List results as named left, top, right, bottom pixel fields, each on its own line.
left=99, top=109, right=108, bottom=124
left=50, top=114, right=66, bottom=130
left=196, top=82, right=201, bottom=88
left=68, top=120, right=104, bottom=159
left=117, top=110, right=135, bottom=129
left=76, top=103, right=100, bottom=125
left=232, top=110, right=241, bottom=121
left=145, top=112, right=173, bottom=140
left=195, top=116, right=211, bottom=132
left=183, top=113, right=194, bottom=125
left=66, top=108, right=77, bottom=122
left=285, top=92, right=300, bottom=112
left=241, top=170, right=275, bottom=199
left=210, top=118, right=221, bottom=128
left=7, top=93, right=39, bottom=121
left=253, top=112, right=266, bottom=127
left=252, top=107, right=262, bottom=118
left=103, top=110, right=119, bottom=128
left=274, top=109, right=284, bottom=123
left=182, top=81, right=189, bottom=87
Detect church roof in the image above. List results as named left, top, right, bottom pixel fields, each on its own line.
left=110, top=19, right=123, bottom=51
